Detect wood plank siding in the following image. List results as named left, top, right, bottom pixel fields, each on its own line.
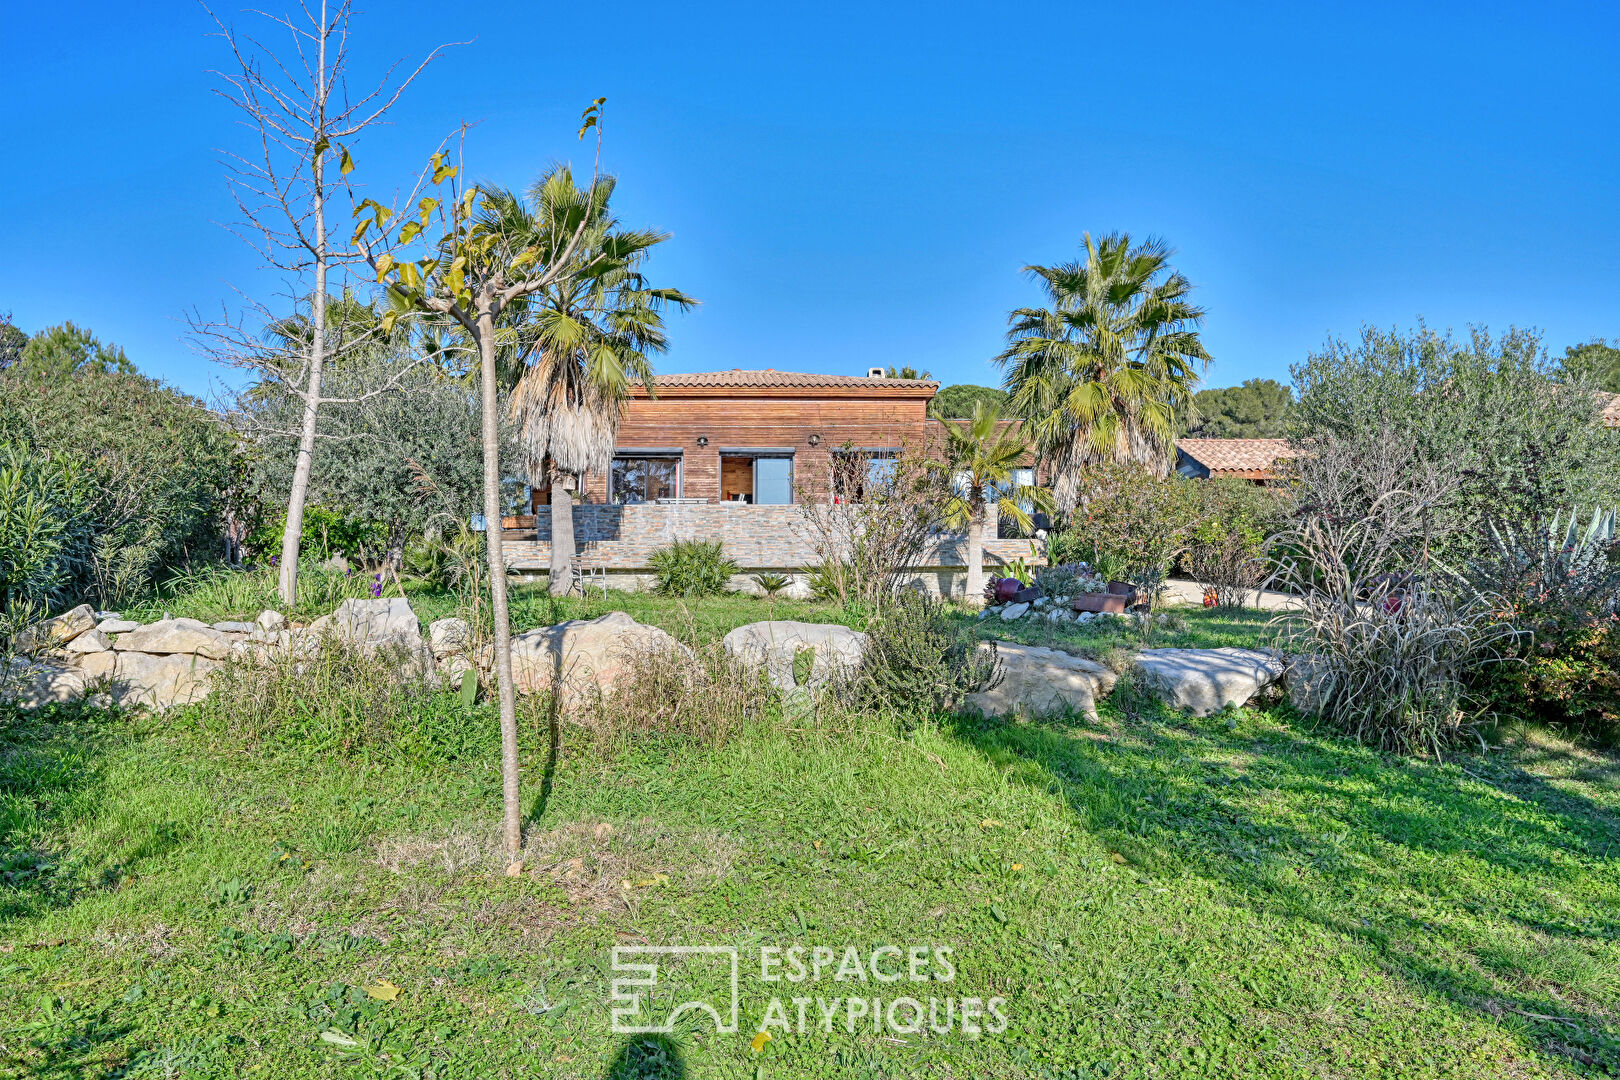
left=569, top=371, right=939, bottom=505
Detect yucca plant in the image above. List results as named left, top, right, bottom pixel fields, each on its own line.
left=750, top=571, right=790, bottom=597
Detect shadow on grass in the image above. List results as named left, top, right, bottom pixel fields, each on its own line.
left=940, top=702, right=1620, bottom=1073
left=0, top=701, right=123, bottom=925
left=604, top=1034, right=687, bottom=1079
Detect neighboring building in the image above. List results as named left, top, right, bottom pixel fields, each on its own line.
left=1174, top=438, right=1294, bottom=483
left=501, top=369, right=1038, bottom=590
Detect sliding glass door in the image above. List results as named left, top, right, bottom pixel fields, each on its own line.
left=752, top=456, right=793, bottom=505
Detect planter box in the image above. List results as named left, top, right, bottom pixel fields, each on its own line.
left=1106, top=580, right=1134, bottom=595
left=1012, top=586, right=1042, bottom=605
left=1072, top=592, right=1128, bottom=614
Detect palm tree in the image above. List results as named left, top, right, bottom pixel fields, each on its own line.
left=931, top=399, right=1052, bottom=606
left=485, top=168, right=695, bottom=595
left=996, top=232, right=1209, bottom=513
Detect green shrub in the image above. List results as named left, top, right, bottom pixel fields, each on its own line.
left=1057, top=462, right=1206, bottom=596
left=848, top=588, right=999, bottom=719
left=807, top=560, right=848, bottom=603
left=1184, top=478, right=1290, bottom=607
left=648, top=540, right=737, bottom=597
left=0, top=444, right=94, bottom=639
left=0, top=365, right=234, bottom=606
left=1470, top=508, right=1620, bottom=739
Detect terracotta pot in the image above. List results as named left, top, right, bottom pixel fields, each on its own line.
left=1072, top=592, right=1128, bottom=614
left=993, top=578, right=1022, bottom=603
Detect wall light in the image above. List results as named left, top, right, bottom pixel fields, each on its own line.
left=807, top=433, right=821, bottom=447
left=696, top=436, right=709, bottom=447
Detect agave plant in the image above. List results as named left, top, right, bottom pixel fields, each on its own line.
left=1478, top=506, right=1620, bottom=614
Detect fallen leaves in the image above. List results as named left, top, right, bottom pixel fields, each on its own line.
left=980, top=819, right=1003, bottom=830
left=365, top=980, right=402, bottom=1001
left=750, top=1030, right=772, bottom=1053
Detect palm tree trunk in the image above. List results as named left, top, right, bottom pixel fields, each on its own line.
left=965, top=508, right=986, bottom=607
left=548, top=476, right=575, bottom=596
left=476, top=306, right=523, bottom=865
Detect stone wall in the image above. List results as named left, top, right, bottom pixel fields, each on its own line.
left=502, top=504, right=1039, bottom=589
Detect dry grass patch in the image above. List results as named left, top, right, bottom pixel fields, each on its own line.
left=374, top=817, right=739, bottom=913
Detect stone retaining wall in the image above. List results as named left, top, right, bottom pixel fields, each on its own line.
left=502, top=504, right=1038, bottom=583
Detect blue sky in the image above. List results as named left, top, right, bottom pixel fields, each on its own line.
left=4, top=1, right=1616, bottom=400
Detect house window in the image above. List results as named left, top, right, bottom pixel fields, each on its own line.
left=610, top=453, right=682, bottom=504
left=832, top=448, right=898, bottom=502
left=719, top=451, right=795, bottom=505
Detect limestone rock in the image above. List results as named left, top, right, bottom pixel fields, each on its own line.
left=1133, top=647, right=1284, bottom=716
left=429, top=617, right=472, bottom=658
left=722, top=620, right=867, bottom=691
left=97, top=618, right=140, bottom=634
left=1283, top=654, right=1334, bottom=717
left=1, top=658, right=87, bottom=707
left=256, top=609, right=286, bottom=633
left=964, top=642, right=1117, bottom=721
left=510, top=612, right=687, bottom=710
left=77, top=650, right=118, bottom=682
left=111, top=652, right=219, bottom=711
left=64, top=629, right=113, bottom=654
left=16, top=604, right=97, bottom=653
left=321, top=555, right=351, bottom=574
left=113, top=618, right=232, bottom=659
left=999, top=602, right=1030, bottom=621
left=331, top=597, right=421, bottom=652
left=212, top=621, right=258, bottom=634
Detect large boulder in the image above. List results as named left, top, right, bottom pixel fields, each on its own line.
left=331, top=597, right=421, bottom=651
left=110, top=652, right=219, bottom=711
left=113, top=618, right=233, bottom=660
left=0, top=658, right=87, bottom=707
left=722, top=620, right=867, bottom=691
left=1133, top=647, right=1284, bottom=716
left=16, top=604, right=97, bottom=653
left=509, top=612, right=686, bottom=710
left=429, top=617, right=472, bottom=659
left=964, top=642, right=1117, bottom=721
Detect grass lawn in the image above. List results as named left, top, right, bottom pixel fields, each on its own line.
left=2, top=590, right=1617, bottom=1078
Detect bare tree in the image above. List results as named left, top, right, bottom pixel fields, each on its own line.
left=353, top=106, right=606, bottom=865
left=798, top=445, right=953, bottom=612
left=197, top=0, right=453, bottom=604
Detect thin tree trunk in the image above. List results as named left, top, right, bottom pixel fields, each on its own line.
left=965, top=508, right=985, bottom=606
left=548, top=475, right=574, bottom=596
left=276, top=16, right=331, bottom=608
left=476, top=307, right=523, bottom=864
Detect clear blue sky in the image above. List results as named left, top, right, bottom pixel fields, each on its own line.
left=4, top=1, right=1616, bottom=400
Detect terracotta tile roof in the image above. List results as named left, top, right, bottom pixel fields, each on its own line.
left=1176, top=438, right=1295, bottom=479
left=641, top=369, right=939, bottom=390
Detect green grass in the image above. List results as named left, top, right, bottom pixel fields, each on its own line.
left=2, top=593, right=1617, bottom=1078
left=971, top=604, right=1280, bottom=659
